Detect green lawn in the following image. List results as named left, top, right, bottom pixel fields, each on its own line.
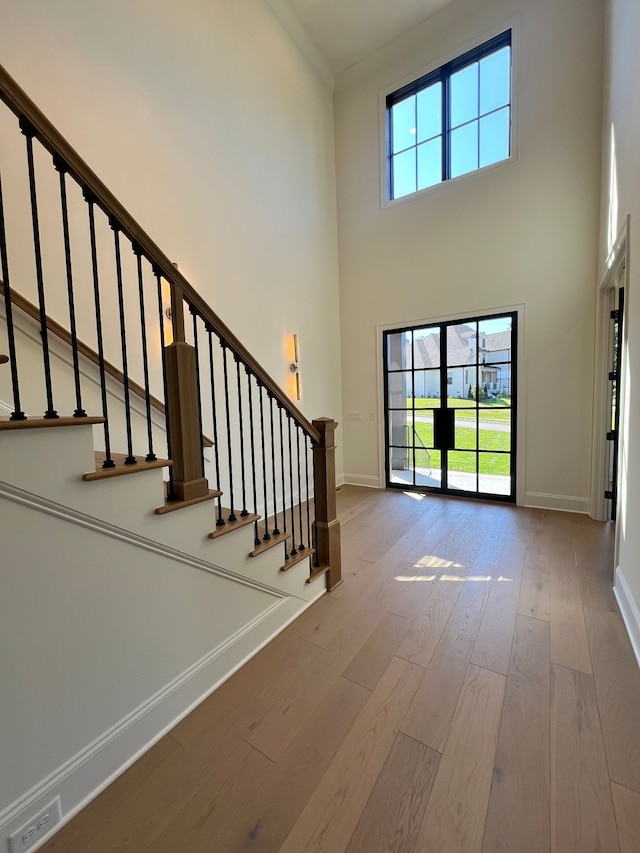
left=412, top=420, right=510, bottom=476
left=406, top=397, right=511, bottom=423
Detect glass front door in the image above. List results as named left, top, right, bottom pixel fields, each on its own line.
left=384, top=312, right=516, bottom=502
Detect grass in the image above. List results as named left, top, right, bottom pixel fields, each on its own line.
left=412, top=420, right=511, bottom=476
left=407, top=397, right=511, bottom=423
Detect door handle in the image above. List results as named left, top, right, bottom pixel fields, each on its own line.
left=434, top=408, right=455, bottom=451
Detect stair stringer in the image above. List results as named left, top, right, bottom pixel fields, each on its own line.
left=0, top=423, right=322, bottom=602
left=0, top=478, right=318, bottom=850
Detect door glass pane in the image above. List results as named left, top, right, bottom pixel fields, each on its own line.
left=447, top=451, right=477, bottom=491
left=392, top=149, right=417, bottom=198
left=417, top=137, right=442, bottom=190
left=455, top=410, right=477, bottom=449
left=413, top=370, right=441, bottom=406
left=479, top=107, right=510, bottom=167
left=479, top=47, right=510, bottom=113
left=414, top=415, right=434, bottom=448
left=392, top=96, right=416, bottom=153
left=479, top=453, right=511, bottom=495
left=414, top=327, right=440, bottom=368
left=479, top=411, right=511, bottom=451
left=417, top=82, right=442, bottom=142
left=388, top=370, right=412, bottom=405
left=386, top=330, right=412, bottom=370
left=450, top=122, right=479, bottom=177
left=447, top=322, right=477, bottom=366
left=451, top=63, right=479, bottom=127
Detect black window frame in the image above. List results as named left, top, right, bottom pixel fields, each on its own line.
left=386, top=29, right=512, bottom=201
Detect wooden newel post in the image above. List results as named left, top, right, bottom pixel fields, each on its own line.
left=312, top=417, right=342, bottom=591
left=165, top=283, right=209, bottom=502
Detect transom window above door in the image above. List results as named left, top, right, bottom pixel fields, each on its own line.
left=386, top=30, right=512, bottom=201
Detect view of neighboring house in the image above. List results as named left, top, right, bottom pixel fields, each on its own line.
left=407, top=324, right=512, bottom=399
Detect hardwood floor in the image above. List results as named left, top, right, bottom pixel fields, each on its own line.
left=42, top=486, right=640, bottom=853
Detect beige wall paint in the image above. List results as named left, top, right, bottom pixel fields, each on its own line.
left=600, top=0, right=640, bottom=619
left=334, top=0, right=604, bottom=506
left=0, top=0, right=344, bottom=475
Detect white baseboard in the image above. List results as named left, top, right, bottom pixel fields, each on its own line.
left=0, top=595, right=311, bottom=852
left=342, top=473, right=381, bottom=489
left=614, top=565, right=640, bottom=670
left=523, top=491, right=591, bottom=514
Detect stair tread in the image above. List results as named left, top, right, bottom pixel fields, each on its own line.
left=249, top=529, right=291, bottom=558
left=83, top=452, right=172, bottom=481
left=281, top=547, right=314, bottom=572
left=208, top=510, right=260, bottom=540
left=307, top=563, right=330, bottom=584
left=155, top=489, right=221, bottom=515
left=0, top=415, right=105, bottom=430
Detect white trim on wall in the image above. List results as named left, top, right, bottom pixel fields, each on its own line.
left=614, top=565, right=640, bottom=670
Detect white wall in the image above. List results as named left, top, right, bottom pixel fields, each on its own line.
left=334, top=0, right=604, bottom=507
left=600, top=0, right=640, bottom=654
left=0, top=0, right=343, bottom=477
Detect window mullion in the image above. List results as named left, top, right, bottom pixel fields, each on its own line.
left=443, top=70, right=450, bottom=181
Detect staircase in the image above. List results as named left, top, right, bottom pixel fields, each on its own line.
left=0, top=64, right=341, bottom=851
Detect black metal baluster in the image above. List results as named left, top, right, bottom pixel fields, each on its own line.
left=288, top=413, right=297, bottom=556
left=206, top=326, right=225, bottom=527
left=279, top=403, right=288, bottom=559
left=305, top=433, right=312, bottom=557
left=246, top=371, right=261, bottom=546
left=296, top=424, right=305, bottom=550
left=235, top=356, right=249, bottom=516
left=54, top=156, right=85, bottom=417
left=155, top=268, right=174, bottom=497
left=258, top=382, right=270, bottom=541
left=190, top=308, right=205, bottom=478
left=0, top=167, right=25, bottom=420
left=85, top=190, right=115, bottom=468
left=110, top=218, right=136, bottom=464
left=133, top=246, right=156, bottom=460
left=220, top=340, right=236, bottom=522
left=312, top=445, right=320, bottom=567
left=21, top=118, right=57, bottom=419
left=269, top=393, right=280, bottom=536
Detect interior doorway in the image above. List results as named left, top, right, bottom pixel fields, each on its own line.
left=383, top=311, right=517, bottom=502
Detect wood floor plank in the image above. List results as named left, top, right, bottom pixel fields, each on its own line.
left=579, top=564, right=618, bottom=612
left=396, top=576, right=463, bottom=668
left=246, top=590, right=391, bottom=761
left=415, top=664, right=506, bottom=853
left=342, top=612, right=412, bottom=690
left=141, top=740, right=274, bottom=852
left=170, top=632, right=321, bottom=748
left=482, top=615, right=550, bottom=853
left=550, top=663, right=620, bottom=853
left=471, top=539, right=526, bottom=675
left=585, top=605, right=640, bottom=792
left=518, top=548, right=550, bottom=621
left=345, top=733, right=440, bottom=853
left=182, top=677, right=369, bottom=853
left=611, top=782, right=640, bottom=853
left=278, top=657, right=424, bottom=853
left=401, top=577, right=492, bottom=751
left=550, top=552, right=592, bottom=674
left=40, top=735, right=184, bottom=852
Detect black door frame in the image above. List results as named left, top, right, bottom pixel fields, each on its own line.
left=383, top=310, right=518, bottom=503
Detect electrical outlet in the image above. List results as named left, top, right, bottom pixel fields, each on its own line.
left=369, top=411, right=377, bottom=421
left=8, top=798, right=61, bottom=853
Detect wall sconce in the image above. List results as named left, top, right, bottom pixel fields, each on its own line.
left=288, top=333, right=301, bottom=401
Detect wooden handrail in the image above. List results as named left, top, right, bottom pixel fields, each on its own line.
left=0, top=279, right=213, bottom=447
left=0, top=64, right=320, bottom=445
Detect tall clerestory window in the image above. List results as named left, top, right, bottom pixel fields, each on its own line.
left=386, top=30, right=512, bottom=201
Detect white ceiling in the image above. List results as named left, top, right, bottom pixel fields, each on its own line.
left=280, top=0, right=456, bottom=74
